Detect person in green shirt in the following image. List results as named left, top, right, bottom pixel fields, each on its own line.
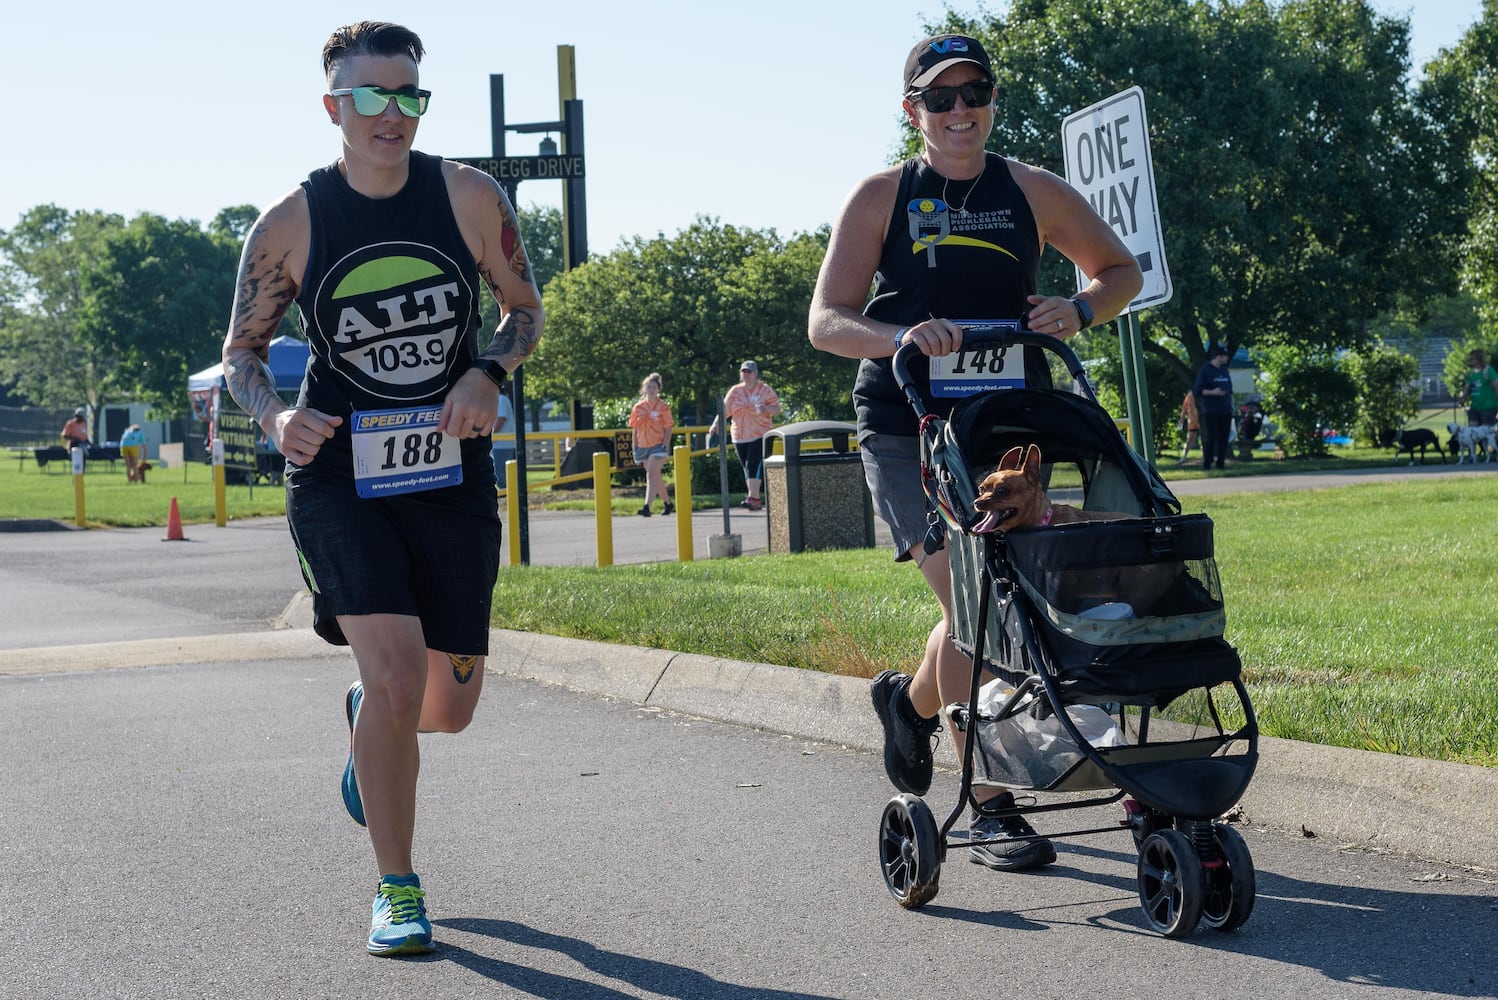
left=1460, top=349, right=1498, bottom=427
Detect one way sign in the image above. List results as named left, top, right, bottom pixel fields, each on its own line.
left=1062, top=86, right=1172, bottom=311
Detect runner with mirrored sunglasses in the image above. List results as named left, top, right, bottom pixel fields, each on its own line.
left=222, top=19, right=543, bottom=958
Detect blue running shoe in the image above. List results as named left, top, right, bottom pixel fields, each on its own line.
left=368, top=874, right=434, bottom=956
left=343, top=681, right=366, bottom=827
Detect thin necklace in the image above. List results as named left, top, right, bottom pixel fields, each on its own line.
left=942, top=157, right=987, bottom=214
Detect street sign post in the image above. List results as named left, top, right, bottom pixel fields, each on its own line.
left=1062, top=86, right=1169, bottom=466
left=1062, top=85, right=1171, bottom=311
left=452, top=154, right=586, bottom=184
left=451, top=48, right=588, bottom=566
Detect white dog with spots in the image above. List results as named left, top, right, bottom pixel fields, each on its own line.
left=1448, top=423, right=1497, bottom=464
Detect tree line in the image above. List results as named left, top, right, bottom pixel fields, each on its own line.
left=2, top=0, right=1494, bottom=455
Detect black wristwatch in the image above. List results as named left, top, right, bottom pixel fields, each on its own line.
left=1070, top=297, right=1095, bottom=330
left=472, top=358, right=509, bottom=388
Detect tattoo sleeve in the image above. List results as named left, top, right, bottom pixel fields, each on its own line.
left=477, top=306, right=541, bottom=367
left=476, top=191, right=543, bottom=369
left=224, top=220, right=297, bottom=424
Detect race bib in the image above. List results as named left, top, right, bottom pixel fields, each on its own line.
left=351, top=405, right=463, bottom=498
left=929, top=320, right=1024, bottom=398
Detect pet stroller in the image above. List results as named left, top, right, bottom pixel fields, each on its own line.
left=877, top=327, right=1258, bottom=938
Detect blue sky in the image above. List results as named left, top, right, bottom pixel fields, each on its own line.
left=5, top=0, right=1484, bottom=254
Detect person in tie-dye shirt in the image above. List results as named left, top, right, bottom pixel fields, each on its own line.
left=628, top=372, right=675, bottom=516
left=709, top=360, right=781, bottom=511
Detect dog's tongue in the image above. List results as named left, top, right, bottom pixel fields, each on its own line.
left=972, top=511, right=1000, bottom=534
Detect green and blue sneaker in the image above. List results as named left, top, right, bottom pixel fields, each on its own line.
left=343, top=681, right=366, bottom=827
left=368, top=874, right=434, bottom=956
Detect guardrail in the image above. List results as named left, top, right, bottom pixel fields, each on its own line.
left=493, top=424, right=849, bottom=496
left=493, top=423, right=855, bottom=568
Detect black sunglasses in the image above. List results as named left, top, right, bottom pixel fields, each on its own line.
left=907, top=80, right=994, bottom=113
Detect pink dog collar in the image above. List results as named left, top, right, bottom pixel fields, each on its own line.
left=1038, top=505, right=1053, bottom=527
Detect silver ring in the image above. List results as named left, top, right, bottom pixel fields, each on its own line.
left=1056, top=319, right=1064, bottom=330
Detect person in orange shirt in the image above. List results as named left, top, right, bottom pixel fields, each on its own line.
left=708, top=360, right=781, bottom=511
left=628, top=372, right=675, bottom=516
left=61, top=409, right=90, bottom=453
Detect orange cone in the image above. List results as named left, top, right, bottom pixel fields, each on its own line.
left=164, top=496, right=185, bottom=541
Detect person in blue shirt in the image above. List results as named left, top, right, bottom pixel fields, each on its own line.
left=1192, top=345, right=1234, bottom=471
left=119, top=424, right=147, bottom=482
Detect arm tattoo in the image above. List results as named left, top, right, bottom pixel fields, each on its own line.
left=225, top=222, right=297, bottom=423
left=478, top=306, right=540, bottom=366
left=498, top=197, right=534, bottom=284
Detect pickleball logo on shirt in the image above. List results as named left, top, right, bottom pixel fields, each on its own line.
left=906, top=199, right=1021, bottom=269
left=312, top=241, right=475, bottom=401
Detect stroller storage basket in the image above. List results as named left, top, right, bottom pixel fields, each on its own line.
left=950, top=514, right=1243, bottom=706
left=955, top=692, right=1125, bottom=791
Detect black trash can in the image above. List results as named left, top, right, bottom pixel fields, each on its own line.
left=762, top=421, right=875, bottom=554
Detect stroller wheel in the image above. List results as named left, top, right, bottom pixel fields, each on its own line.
left=1137, top=829, right=1204, bottom=937
left=878, top=794, right=941, bottom=910
left=1200, top=823, right=1256, bottom=932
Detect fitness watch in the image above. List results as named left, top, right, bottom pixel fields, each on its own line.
left=472, top=358, right=509, bottom=388
left=1070, top=297, right=1095, bottom=330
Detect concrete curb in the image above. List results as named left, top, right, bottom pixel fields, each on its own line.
left=478, top=626, right=1498, bottom=873
left=0, top=628, right=350, bottom=676
left=32, top=593, right=1489, bottom=872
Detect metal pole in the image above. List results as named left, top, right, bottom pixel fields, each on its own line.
left=511, top=369, right=530, bottom=565
left=1124, top=311, right=1156, bottom=466
left=716, top=400, right=731, bottom=535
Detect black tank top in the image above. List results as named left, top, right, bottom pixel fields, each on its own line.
left=293, top=150, right=491, bottom=481
left=853, top=153, right=1044, bottom=438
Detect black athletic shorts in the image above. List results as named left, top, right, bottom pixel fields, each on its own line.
left=285, top=472, right=501, bottom=654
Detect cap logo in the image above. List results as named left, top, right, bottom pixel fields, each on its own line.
left=929, top=38, right=970, bottom=54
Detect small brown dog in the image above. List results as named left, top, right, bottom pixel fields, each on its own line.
left=973, top=445, right=1184, bottom=615
left=972, top=444, right=1124, bottom=533
left=133, top=460, right=153, bottom=484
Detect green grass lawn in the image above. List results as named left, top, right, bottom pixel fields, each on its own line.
left=0, top=454, right=287, bottom=526
left=490, top=476, right=1498, bottom=769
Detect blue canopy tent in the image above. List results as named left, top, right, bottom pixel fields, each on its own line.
left=187, top=336, right=310, bottom=419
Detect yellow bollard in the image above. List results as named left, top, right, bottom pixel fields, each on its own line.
left=71, top=448, right=86, bottom=527
left=213, top=464, right=227, bottom=527
left=593, top=449, right=613, bottom=567
left=505, top=460, right=521, bottom=567
left=673, top=444, right=693, bottom=562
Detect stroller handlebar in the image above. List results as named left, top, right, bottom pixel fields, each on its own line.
left=891, top=325, right=1095, bottom=420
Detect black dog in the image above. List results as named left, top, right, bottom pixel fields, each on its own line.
left=1378, top=427, right=1445, bottom=466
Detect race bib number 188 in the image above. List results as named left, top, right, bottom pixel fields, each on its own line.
left=351, top=406, right=463, bottom=499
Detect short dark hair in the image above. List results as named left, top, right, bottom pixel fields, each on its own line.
left=323, top=21, right=424, bottom=82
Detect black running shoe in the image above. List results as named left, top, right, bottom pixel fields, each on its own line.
left=969, top=792, right=1056, bottom=871
left=870, top=669, right=940, bottom=795
left=661, top=502, right=674, bottom=515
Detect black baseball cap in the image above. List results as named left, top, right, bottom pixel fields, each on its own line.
left=904, top=34, right=993, bottom=91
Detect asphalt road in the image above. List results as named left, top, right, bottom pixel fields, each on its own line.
left=5, top=654, right=1496, bottom=1000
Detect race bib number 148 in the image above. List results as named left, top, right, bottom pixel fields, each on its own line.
left=351, top=406, right=463, bottom=499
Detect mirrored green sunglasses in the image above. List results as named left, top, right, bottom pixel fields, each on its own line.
left=329, top=85, right=431, bottom=118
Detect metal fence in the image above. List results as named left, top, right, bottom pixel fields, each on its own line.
left=0, top=405, right=73, bottom=448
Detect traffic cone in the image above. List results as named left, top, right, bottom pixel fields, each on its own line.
left=163, top=496, right=185, bottom=541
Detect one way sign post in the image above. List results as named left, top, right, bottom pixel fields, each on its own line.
left=1062, top=86, right=1170, bottom=466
